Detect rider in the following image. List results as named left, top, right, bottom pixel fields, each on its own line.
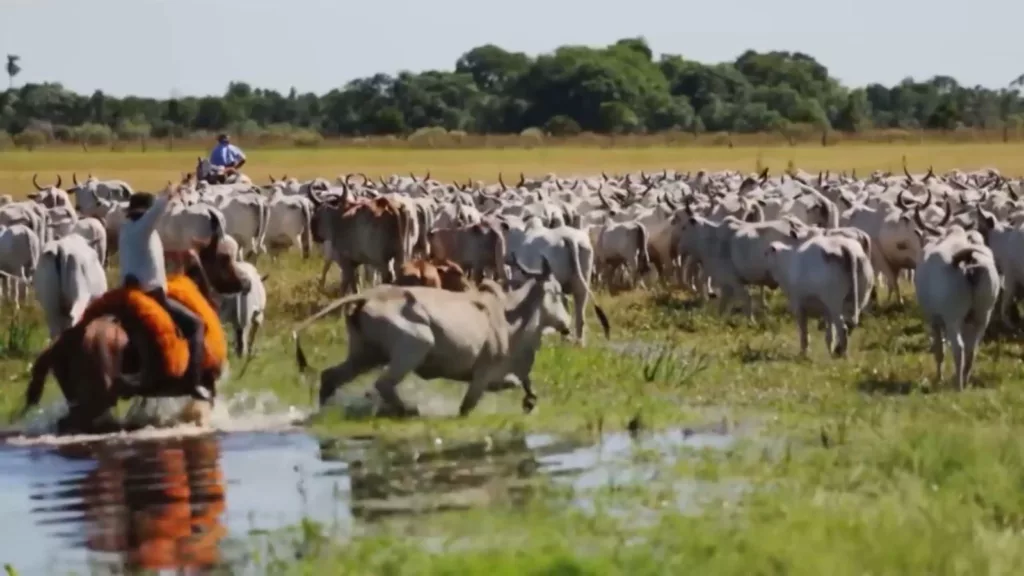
left=118, top=185, right=209, bottom=401
left=209, top=133, right=246, bottom=173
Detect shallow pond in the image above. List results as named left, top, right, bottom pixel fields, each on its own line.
left=0, top=395, right=749, bottom=574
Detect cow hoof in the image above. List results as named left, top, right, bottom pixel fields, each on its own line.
left=522, top=395, right=537, bottom=414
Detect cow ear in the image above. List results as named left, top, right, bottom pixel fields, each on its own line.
left=28, top=193, right=39, bottom=200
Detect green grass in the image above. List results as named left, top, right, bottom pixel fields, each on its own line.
left=6, top=145, right=1024, bottom=573
left=7, top=250, right=1024, bottom=574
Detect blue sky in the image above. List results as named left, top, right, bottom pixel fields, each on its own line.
left=3, top=0, right=1020, bottom=98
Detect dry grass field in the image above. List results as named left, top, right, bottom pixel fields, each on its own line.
left=2, top=142, right=1023, bottom=196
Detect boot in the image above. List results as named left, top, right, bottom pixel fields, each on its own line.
left=184, top=331, right=210, bottom=402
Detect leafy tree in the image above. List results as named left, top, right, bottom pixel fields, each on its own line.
left=5, top=55, right=20, bottom=89
left=0, top=40, right=1020, bottom=141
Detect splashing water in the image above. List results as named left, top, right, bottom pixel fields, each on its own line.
left=5, top=390, right=309, bottom=447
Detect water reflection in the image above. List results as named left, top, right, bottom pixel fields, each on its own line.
left=28, top=435, right=227, bottom=572
left=321, top=433, right=549, bottom=521
left=1, top=422, right=745, bottom=573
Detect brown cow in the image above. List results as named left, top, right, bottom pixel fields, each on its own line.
left=427, top=221, right=508, bottom=283
left=395, top=258, right=471, bottom=292
left=307, top=186, right=411, bottom=295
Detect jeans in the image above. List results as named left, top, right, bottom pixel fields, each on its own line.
left=146, top=287, right=205, bottom=385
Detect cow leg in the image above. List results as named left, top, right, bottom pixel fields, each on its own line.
left=572, top=288, right=588, bottom=345
left=373, top=349, right=428, bottom=418
left=234, top=323, right=246, bottom=358
left=796, top=306, right=810, bottom=357
left=948, top=326, right=966, bottom=391
left=929, top=321, right=945, bottom=385
left=961, top=320, right=985, bottom=389
left=831, top=313, right=849, bottom=358
left=340, top=262, right=358, bottom=296
left=319, top=353, right=379, bottom=407
left=460, top=366, right=496, bottom=417
left=999, top=278, right=1017, bottom=328
left=318, top=258, right=334, bottom=293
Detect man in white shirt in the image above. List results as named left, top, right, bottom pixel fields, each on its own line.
left=118, top=186, right=209, bottom=400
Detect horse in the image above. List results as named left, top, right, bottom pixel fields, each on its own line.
left=195, top=157, right=251, bottom=186
left=19, top=225, right=251, bottom=435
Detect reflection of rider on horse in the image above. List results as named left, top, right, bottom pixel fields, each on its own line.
left=117, top=187, right=208, bottom=400
left=208, top=133, right=247, bottom=179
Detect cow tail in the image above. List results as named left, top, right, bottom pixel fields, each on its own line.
left=54, top=243, right=71, bottom=320
left=565, top=238, right=610, bottom=339
left=300, top=200, right=313, bottom=259
left=20, top=338, right=57, bottom=420
left=493, top=225, right=509, bottom=282
left=951, top=247, right=985, bottom=287
left=842, top=245, right=861, bottom=329
left=397, top=206, right=411, bottom=264
left=635, top=224, right=651, bottom=275
left=256, top=198, right=269, bottom=257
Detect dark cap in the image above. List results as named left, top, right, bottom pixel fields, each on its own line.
left=127, top=192, right=155, bottom=214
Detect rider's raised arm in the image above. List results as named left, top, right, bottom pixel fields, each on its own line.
left=137, top=190, right=172, bottom=237
left=232, top=144, right=247, bottom=161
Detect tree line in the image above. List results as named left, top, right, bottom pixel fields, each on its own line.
left=2, top=38, right=1024, bottom=149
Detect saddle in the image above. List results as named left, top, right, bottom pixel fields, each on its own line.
left=77, top=275, right=228, bottom=379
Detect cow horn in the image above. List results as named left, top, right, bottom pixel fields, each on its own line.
left=73, top=172, right=79, bottom=186
left=518, top=173, right=526, bottom=187
left=664, top=196, right=679, bottom=210
left=499, top=172, right=507, bottom=191
left=921, top=189, right=933, bottom=210
left=269, top=174, right=276, bottom=183
left=759, top=167, right=769, bottom=183
left=601, top=171, right=609, bottom=181
left=913, top=207, right=941, bottom=236
left=424, top=171, right=431, bottom=181
left=896, top=189, right=913, bottom=210
left=939, top=199, right=952, bottom=226
left=597, top=187, right=614, bottom=211
left=32, top=173, right=43, bottom=191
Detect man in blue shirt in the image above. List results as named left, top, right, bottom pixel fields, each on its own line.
left=209, top=133, right=247, bottom=170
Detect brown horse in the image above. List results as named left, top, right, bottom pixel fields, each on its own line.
left=20, top=224, right=251, bottom=435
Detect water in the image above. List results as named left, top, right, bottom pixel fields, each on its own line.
left=0, top=397, right=748, bottom=574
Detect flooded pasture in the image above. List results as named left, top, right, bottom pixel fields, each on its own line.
left=0, top=392, right=751, bottom=574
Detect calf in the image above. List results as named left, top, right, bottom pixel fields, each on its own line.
left=395, top=258, right=471, bottom=292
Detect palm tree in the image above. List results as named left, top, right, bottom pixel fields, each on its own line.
left=5, top=55, right=21, bottom=88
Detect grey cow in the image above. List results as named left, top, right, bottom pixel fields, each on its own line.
left=291, top=257, right=580, bottom=418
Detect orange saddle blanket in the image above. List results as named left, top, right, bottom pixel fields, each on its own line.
left=77, top=275, right=228, bottom=378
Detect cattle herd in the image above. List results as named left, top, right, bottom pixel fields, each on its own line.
left=1, top=163, right=1022, bottom=418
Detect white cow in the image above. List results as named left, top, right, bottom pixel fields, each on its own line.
left=914, top=229, right=1000, bottom=390
left=506, top=226, right=609, bottom=344
left=33, top=234, right=108, bottom=339
left=220, top=262, right=268, bottom=358
left=765, top=234, right=874, bottom=357
left=0, top=224, right=42, bottom=308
